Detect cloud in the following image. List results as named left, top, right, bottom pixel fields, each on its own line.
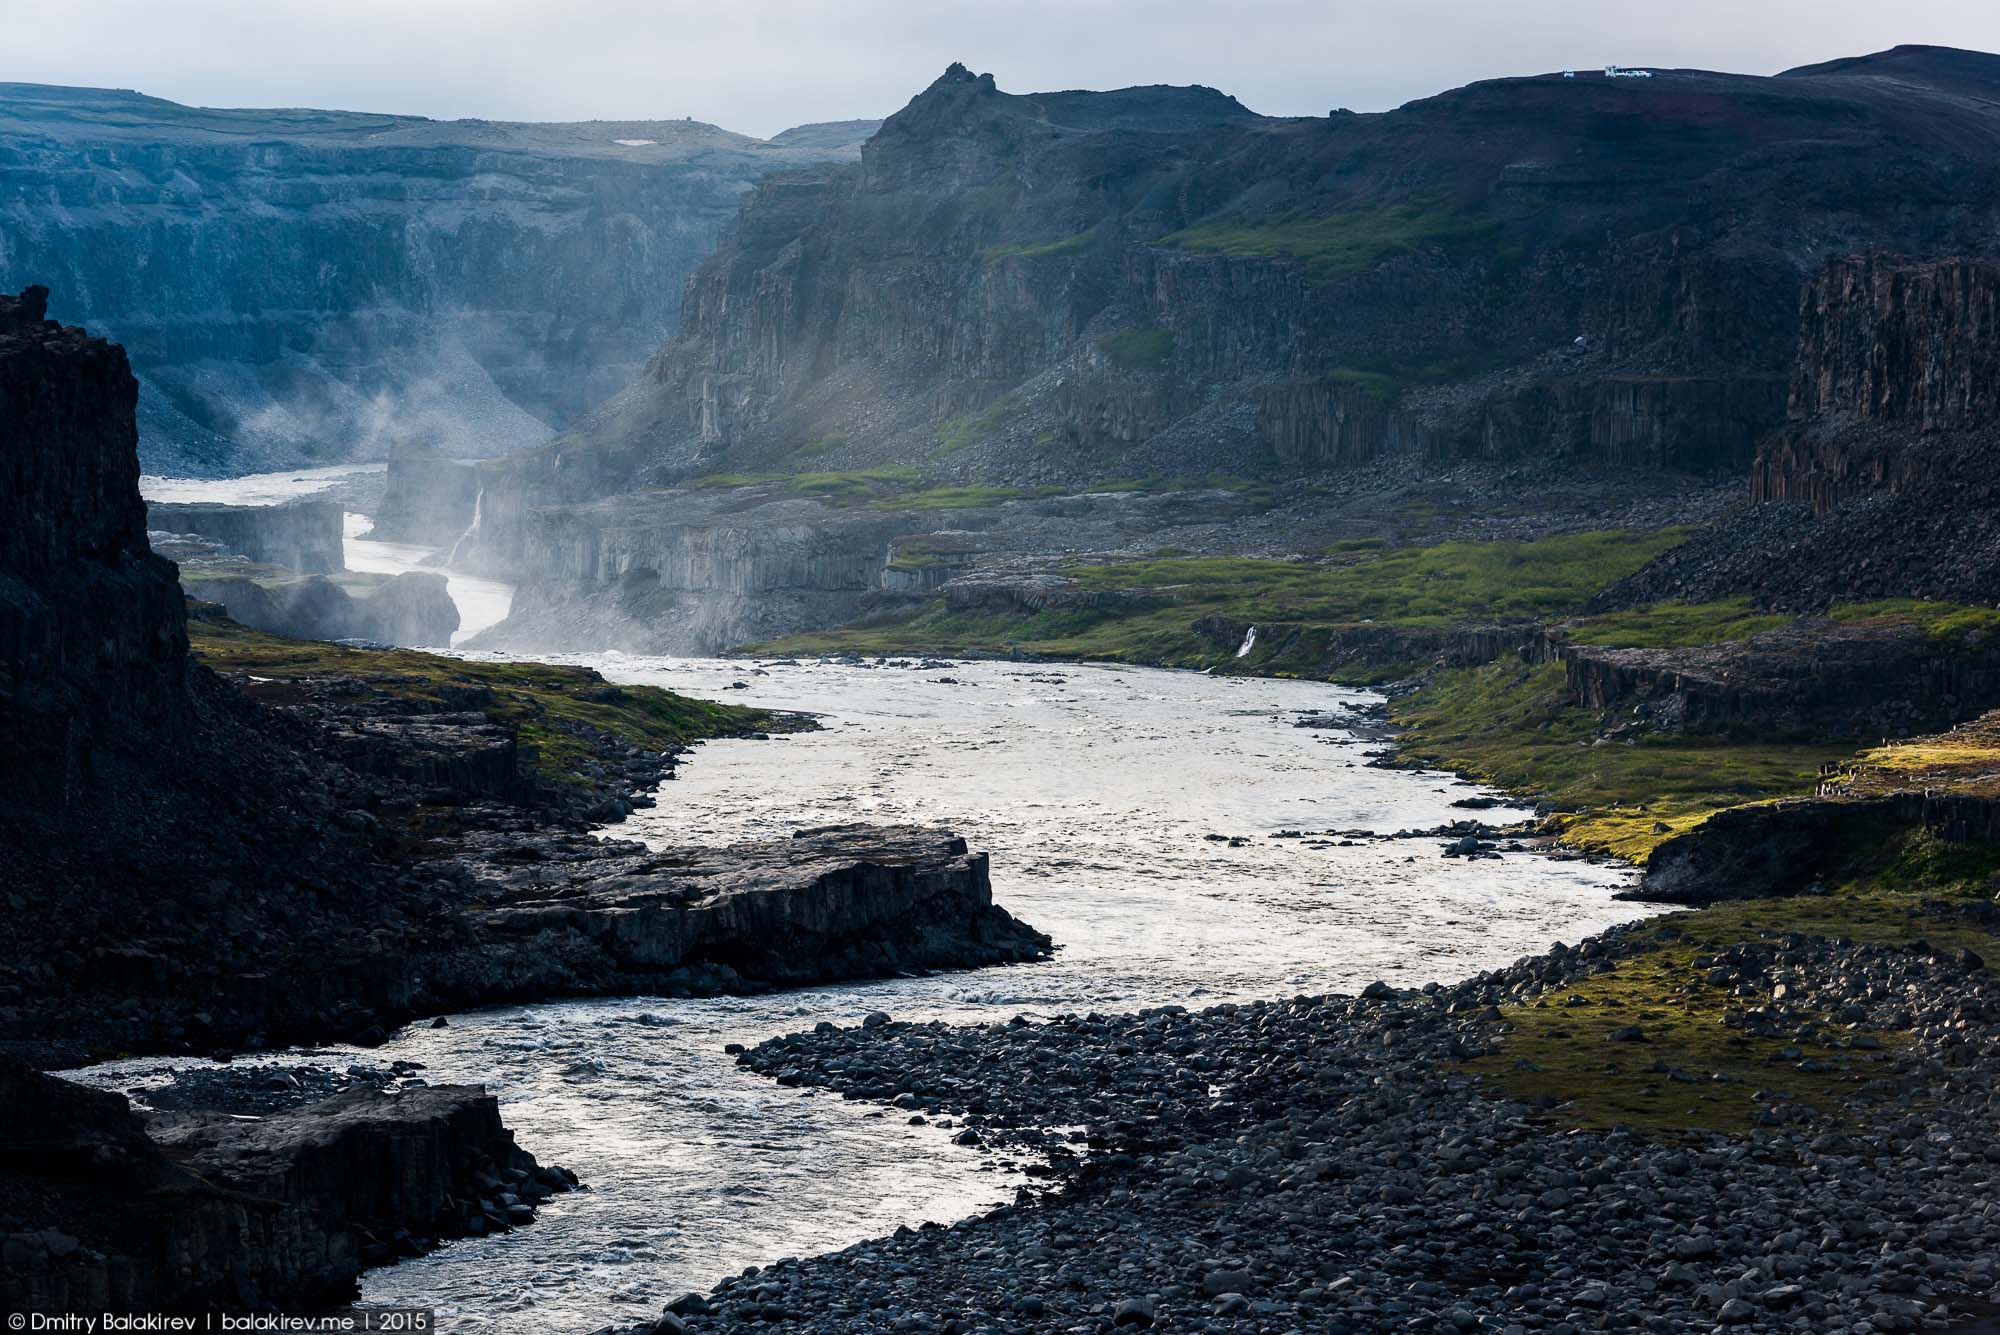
left=5, top=0, right=1997, bottom=138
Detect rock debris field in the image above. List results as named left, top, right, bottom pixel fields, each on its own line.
left=604, top=917, right=2000, bottom=1335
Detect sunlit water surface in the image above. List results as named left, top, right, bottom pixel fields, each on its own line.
left=74, top=654, right=1648, bottom=1333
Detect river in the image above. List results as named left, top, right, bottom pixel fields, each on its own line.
left=90, top=470, right=1650, bottom=1333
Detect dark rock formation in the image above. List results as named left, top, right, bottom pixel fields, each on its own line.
left=0, top=1056, right=570, bottom=1315
left=0, top=83, right=877, bottom=474
left=1603, top=253, right=2000, bottom=611
left=465, top=824, right=1049, bottom=993
left=0, top=286, right=190, bottom=805
left=1563, top=616, right=2000, bottom=738
left=146, top=499, right=346, bottom=573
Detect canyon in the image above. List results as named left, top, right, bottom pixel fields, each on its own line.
left=0, top=82, right=876, bottom=476
left=414, top=47, right=2000, bottom=657
left=0, top=289, right=1045, bottom=1318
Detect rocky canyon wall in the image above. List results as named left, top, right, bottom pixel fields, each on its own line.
left=1753, top=255, right=2000, bottom=512
left=0, top=83, right=875, bottom=475
left=0, top=286, right=189, bottom=803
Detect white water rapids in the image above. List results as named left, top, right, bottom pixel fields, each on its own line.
left=90, top=470, right=1653, bottom=1333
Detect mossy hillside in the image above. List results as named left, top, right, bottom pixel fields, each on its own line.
left=1160, top=195, right=1502, bottom=284
left=1828, top=599, right=2000, bottom=646
left=1464, top=827, right=2000, bottom=1135
left=932, top=392, right=1026, bottom=459
left=1560, top=598, right=1792, bottom=648
left=1093, top=327, right=1176, bottom=371
left=980, top=228, right=1100, bottom=263
left=1390, top=660, right=1838, bottom=861
left=1559, top=597, right=2000, bottom=651
left=188, top=616, right=771, bottom=787
left=1056, top=532, right=1689, bottom=626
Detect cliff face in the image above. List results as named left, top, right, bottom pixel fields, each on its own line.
left=1603, top=252, right=2000, bottom=611
left=523, top=49, right=2000, bottom=500
left=0, top=286, right=190, bottom=802
left=1753, top=255, right=2000, bottom=511
left=0, top=83, right=876, bottom=475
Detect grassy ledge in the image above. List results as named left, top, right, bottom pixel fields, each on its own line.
left=189, top=614, right=772, bottom=787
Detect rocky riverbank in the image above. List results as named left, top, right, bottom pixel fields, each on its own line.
left=599, top=906, right=2000, bottom=1335
left=1, top=1054, right=578, bottom=1315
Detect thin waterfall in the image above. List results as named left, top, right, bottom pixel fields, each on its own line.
left=1235, top=625, right=1259, bottom=658
left=446, top=486, right=485, bottom=567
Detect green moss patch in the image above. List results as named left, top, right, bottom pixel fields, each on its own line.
left=1561, top=598, right=1792, bottom=648
left=1390, top=660, right=1837, bottom=861
left=1161, top=195, right=1501, bottom=284
left=1463, top=943, right=1907, bottom=1136
left=189, top=617, right=772, bottom=787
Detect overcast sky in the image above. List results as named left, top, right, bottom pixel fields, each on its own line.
left=6, top=0, right=1998, bottom=138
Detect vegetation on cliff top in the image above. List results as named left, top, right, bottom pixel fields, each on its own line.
left=188, top=614, right=770, bottom=786
left=1389, top=659, right=1838, bottom=861
left=1159, top=195, right=1502, bottom=283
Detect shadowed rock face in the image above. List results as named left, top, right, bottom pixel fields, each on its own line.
left=0, top=1055, right=566, bottom=1315
left=1601, top=253, right=2000, bottom=612
left=0, top=83, right=878, bottom=475
left=0, top=286, right=190, bottom=802
left=146, top=499, right=346, bottom=573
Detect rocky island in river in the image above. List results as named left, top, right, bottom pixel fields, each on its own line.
left=9, top=25, right=2000, bottom=1335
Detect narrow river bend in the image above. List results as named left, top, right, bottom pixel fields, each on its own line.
left=103, top=470, right=1650, bottom=1332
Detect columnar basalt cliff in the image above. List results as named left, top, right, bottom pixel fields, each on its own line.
left=1752, top=254, right=2000, bottom=512
left=0, top=83, right=877, bottom=475
left=0, top=286, right=190, bottom=803
left=1603, top=251, right=2000, bottom=611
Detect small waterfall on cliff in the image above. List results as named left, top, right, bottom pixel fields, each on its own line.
left=445, top=487, right=485, bottom=567
left=1235, top=625, right=1259, bottom=659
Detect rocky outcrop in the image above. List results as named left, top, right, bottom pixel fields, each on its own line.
left=0, top=83, right=877, bottom=475
left=0, top=286, right=190, bottom=805
left=368, top=442, right=481, bottom=546
left=147, top=499, right=346, bottom=573
left=461, top=825, right=1051, bottom=994
left=1563, top=616, right=2000, bottom=738
left=183, top=568, right=461, bottom=647
left=0, top=1056, right=570, bottom=1315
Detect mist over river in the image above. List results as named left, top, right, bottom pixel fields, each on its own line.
left=72, top=644, right=1650, bottom=1332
